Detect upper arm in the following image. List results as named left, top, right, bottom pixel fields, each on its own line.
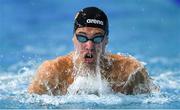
left=28, top=60, right=59, bottom=95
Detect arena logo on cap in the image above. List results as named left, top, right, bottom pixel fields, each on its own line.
left=86, top=19, right=104, bottom=25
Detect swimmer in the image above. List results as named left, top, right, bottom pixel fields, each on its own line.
left=28, top=7, right=159, bottom=95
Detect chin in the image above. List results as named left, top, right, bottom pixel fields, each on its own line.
left=84, top=61, right=95, bottom=65
left=83, top=58, right=94, bottom=63
left=83, top=58, right=97, bottom=66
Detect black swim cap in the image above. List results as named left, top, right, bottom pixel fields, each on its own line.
left=74, top=7, right=109, bottom=35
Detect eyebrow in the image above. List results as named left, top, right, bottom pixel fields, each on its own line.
left=93, top=32, right=104, bottom=36
left=77, top=32, right=87, bottom=35
left=77, top=32, right=104, bottom=36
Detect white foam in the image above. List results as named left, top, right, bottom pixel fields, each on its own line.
left=1, top=57, right=179, bottom=107
left=143, top=93, right=170, bottom=104
left=67, top=75, right=111, bottom=95
left=154, top=71, right=180, bottom=89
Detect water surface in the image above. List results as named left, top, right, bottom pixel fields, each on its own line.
left=0, top=0, right=180, bottom=109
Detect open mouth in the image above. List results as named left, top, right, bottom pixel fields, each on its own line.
left=85, top=53, right=94, bottom=58
left=84, top=53, right=95, bottom=63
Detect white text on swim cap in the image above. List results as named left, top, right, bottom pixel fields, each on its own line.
left=86, top=19, right=104, bottom=25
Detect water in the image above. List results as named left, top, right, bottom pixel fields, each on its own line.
left=0, top=0, right=180, bottom=109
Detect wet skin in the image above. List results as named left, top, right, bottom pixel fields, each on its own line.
left=73, top=27, right=108, bottom=65
left=28, top=27, right=158, bottom=95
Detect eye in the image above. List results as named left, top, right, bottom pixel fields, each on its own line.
left=93, top=36, right=104, bottom=43
left=76, top=35, right=88, bottom=43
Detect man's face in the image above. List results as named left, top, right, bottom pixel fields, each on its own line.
left=73, top=27, right=108, bottom=65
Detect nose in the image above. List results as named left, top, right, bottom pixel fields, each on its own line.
left=85, top=40, right=95, bottom=51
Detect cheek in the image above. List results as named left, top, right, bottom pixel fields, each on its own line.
left=94, top=44, right=103, bottom=51
left=75, top=43, right=85, bottom=51
left=96, top=43, right=107, bottom=52
left=95, top=45, right=101, bottom=49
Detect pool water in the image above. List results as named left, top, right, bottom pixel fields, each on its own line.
left=0, top=0, right=180, bottom=109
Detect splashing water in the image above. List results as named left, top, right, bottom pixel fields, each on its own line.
left=0, top=56, right=180, bottom=109
left=1, top=0, right=180, bottom=108
left=69, top=44, right=110, bottom=96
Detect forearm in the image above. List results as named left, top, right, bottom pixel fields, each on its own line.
left=122, top=68, right=151, bottom=94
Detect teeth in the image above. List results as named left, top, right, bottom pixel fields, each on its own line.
left=85, top=53, right=93, bottom=58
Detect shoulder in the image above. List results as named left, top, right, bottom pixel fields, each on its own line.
left=107, top=53, right=152, bottom=94
left=107, top=53, right=143, bottom=74
left=106, top=53, right=148, bottom=84
left=42, top=52, right=73, bottom=68
left=35, top=53, right=73, bottom=80
left=28, top=53, right=74, bottom=94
